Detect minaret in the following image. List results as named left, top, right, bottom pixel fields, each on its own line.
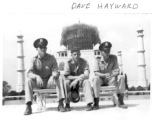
left=137, top=26, right=148, bottom=88
left=16, top=34, right=25, bottom=92
left=117, top=50, right=123, bottom=73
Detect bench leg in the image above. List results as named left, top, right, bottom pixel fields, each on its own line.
left=3, top=97, right=5, bottom=105
left=79, top=92, right=83, bottom=101
left=36, top=93, right=46, bottom=111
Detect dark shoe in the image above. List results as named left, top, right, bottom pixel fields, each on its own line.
left=93, top=104, right=99, bottom=110
left=65, top=104, right=71, bottom=111
left=118, top=104, right=128, bottom=109
left=93, top=98, right=99, bottom=110
left=24, top=105, right=32, bottom=115
left=58, top=104, right=66, bottom=112
left=118, top=94, right=128, bottom=109
left=58, top=99, right=66, bottom=112
left=113, top=104, right=117, bottom=107
left=86, top=104, right=93, bottom=111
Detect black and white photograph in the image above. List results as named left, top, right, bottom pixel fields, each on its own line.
left=1, top=0, right=151, bottom=120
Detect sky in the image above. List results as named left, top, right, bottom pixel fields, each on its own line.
left=2, top=13, right=151, bottom=90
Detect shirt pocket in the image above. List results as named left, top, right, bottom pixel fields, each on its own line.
left=44, top=64, right=52, bottom=76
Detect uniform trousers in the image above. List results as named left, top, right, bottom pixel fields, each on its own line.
left=25, top=76, right=66, bottom=104
left=64, top=79, right=94, bottom=104
left=92, top=75, right=126, bottom=98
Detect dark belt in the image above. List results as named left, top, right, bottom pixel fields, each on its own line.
left=42, top=77, right=50, bottom=80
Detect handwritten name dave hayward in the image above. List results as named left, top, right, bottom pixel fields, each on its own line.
left=71, top=3, right=138, bottom=9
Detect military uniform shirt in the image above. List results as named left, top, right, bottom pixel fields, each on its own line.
left=64, top=58, right=90, bottom=76
left=94, top=54, right=119, bottom=74
left=27, top=53, right=58, bottom=79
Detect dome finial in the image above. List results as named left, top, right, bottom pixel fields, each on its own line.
left=79, top=18, right=80, bottom=24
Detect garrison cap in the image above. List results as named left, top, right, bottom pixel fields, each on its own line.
left=71, top=46, right=80, bottom=53
left=33, top=38, right=48, bottom=48
left=68, top=84, right=80, bottom=103
left=99, top=41, right=112, bottom=51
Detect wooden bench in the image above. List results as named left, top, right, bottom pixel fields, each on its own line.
left=33, top=89, right=57, bottom=110
left=33, top=86, right=117, bottom=110
left=79, top=86, right=118, bottom=105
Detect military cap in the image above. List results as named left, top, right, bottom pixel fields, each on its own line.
left=99, top=41, right=112, bottom=51
left=70, top=46, right=80, bottom=53
left=33, top=38, right=48, bottom=48
left=68, top=84, right=80, bottom=103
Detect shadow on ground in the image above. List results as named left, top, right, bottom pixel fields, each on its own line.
left=70, top=105, right=116, bottom=111
left=125, top=104, right=139, bottom=107
left=33, top=103, right=139, bottom=114
left=34, top=107, right=58, bottom=114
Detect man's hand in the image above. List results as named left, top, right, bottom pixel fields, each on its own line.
left=47, top=77, right=55, bottom=88
left=70, top=79, right=79, bottom=89
left=105, top=73, right=111, bottom=79
left=35, top=75, right=43, bottom=87
left=112, top=69, right=120, bottom=77
left=52, top=71, right=60, bottom=80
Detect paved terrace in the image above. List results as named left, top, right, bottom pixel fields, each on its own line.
left=1, top=96, right=151, bottom=120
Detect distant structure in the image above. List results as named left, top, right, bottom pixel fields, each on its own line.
left=60, top=23, right=101, bottom=50
left=137, top=26, right=148, bottom=88
left=117, top=50, right=123, bottom=73
left=16, top=34, right=25, bottom=92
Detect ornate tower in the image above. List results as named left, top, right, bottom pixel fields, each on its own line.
left=94, top=43, right=101, bottom=58
left=16, top=34, right=25, bottom=92
left=56, top=45, right=68, bottom=74
left=137, top=26, right=148, bottom=88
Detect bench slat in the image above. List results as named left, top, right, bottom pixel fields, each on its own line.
left=33, top=86, right=117, bottom=94
left=33, top=89, right=56, bottom=93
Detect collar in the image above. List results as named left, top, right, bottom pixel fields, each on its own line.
left=100, top=56, right=106, bottom=63
left=100, top=55, right=109, bottom=69
left=101, top=55, right=112, bottom=63
left=71, top=58, right=83, bottom=66
left=37, top=53, right=48, bottom=60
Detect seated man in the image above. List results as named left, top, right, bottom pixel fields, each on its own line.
left=64, top=47, right=94, bottom=111
left=92, top=41, right=128, bottom=110
left=24, top=38, right=66, bottom=115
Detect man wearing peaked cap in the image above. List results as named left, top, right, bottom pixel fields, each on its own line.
left=92, top=41, right=128, bottom=110
left=24, top=38, right=67, bottom=115
left=99, top=41, right=112, bottom=50
left=70, top=46, right=80, bottom=53
left=34, top=38, right=48, bottom=48
left=64, top=46, right=94, bottom=111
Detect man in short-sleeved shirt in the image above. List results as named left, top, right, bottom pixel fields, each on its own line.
left=24, top=38, right=66, bottom=115
left=64, top=47, right=94, bottom=111
left=92, top=41, right=128, bottom=110
left=94, top=54, right=119, bottom=77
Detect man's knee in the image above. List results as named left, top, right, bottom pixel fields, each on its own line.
left=64, top=79, right=71, bottom=86
left=117, top=75, right=125, bottom=82
left=82, top=80, right=92, bottom=91
left=83, top=79, right=90, bottom=85
left=59, top=76, right=63, bottom=80
left=92, top=76, right=101, bottom=83
left=26, top=78, right=33, bottom=84
left=56, top=76, right=63, bottom=83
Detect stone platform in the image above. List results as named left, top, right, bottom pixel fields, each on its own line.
left=1, top=99, right=151, bottom=120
